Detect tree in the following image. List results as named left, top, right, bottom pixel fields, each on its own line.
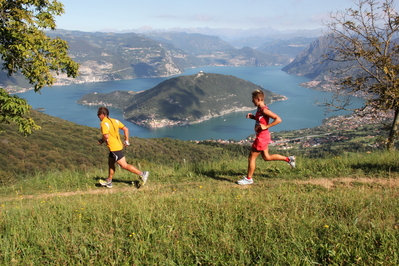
left=325, top=0, right=399, bottom=150
left=0, top=0, right=79, bottom=135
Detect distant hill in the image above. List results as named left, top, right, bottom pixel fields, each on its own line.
left=222, top=28, right=323, bottom=48
left=125, top=26, right=323, bottom=47
left=47, top=30, right=191, bottom=83
left=282, top=36, right=335, bottom=79
left=0, top=70, right=31, bottom=93
left=78, top=72, right=286, bottom=128
left=143, top=32, right=236, bottom=55
left=257, top=37, right=317, bottom=59
left=143, top=32, right=290, bottom=64
left=281, top=36, right=362, bottom=92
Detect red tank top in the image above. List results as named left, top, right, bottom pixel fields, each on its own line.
left=254, top=106, right=269, bottom=133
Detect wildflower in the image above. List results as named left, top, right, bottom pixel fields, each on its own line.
left=324, top=225, right=329, bottom=228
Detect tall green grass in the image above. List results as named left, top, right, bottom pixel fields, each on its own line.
left=1, top=151, right=399, bottom=265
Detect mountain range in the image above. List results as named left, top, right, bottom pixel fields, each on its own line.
left=1, top=29, right=319, bottom=92
left=101, top=26, right=323, bottom=47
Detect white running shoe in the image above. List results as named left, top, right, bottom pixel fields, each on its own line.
left=287, top=156, right=296, bottom=168
left=140, top=171, right=149, bottom=185
left=236, top=177, right=254, bottom=185
left=99, top=179, right=113, bottom=188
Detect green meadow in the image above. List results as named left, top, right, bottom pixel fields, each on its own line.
left=1, top=150, right=399, bottom=265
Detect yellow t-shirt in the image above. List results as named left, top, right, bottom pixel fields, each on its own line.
left=100, top=117, right=125, bottom=151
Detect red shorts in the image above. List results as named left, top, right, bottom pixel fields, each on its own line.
left=251, top=131, right=272, bottom=151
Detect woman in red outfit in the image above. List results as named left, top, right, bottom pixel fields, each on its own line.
left=237, top=89, right=296, bottom=185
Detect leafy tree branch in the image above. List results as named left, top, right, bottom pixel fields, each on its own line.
left=0, top=0, right=79, bottom=135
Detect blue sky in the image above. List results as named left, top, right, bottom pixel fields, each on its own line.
left=55, top=0, right=358, bottom=32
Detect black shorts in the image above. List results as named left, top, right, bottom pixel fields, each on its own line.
left=109, top=150, right=125, bottom=162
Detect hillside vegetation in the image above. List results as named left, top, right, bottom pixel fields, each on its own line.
left=0, top=108, right=395, bottom=184
left=0, top=110, right=241, bottom=184
left=1, top=109, right=399, bottom=265
left=78, top=72, right=285, bottom=128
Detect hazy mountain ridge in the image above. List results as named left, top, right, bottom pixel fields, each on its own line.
left=282, top=36, right=335, bottom=78
left=107, top=26, right=323, bottom=47
left=142, top=32, right=236, bottom=55
left=257, top=37, right=318, bottom=59
left=279, top=34, right=395, bottom=94
left=1, top=30, right=294, bottom=92
left=1, top=28, right=329, bottom=94
left=281, top=36, right=348, bottom=92
left=77, top=72, right=286, bottom=128
left=50, top=31, right=187, bottom=83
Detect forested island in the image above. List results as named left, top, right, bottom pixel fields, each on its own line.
left=78, top=72, right=286, bottom=128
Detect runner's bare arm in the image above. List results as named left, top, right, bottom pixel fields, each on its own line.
left=262, top=108, right=282, bottom=130
left=121, top=127, right=130, bottom=146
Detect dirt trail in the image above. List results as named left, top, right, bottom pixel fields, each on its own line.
left=293, top=177, right=399, bottom=189
left=1, top=177, right=398, bottom=202
left=0, top=186, right=141, bottom=202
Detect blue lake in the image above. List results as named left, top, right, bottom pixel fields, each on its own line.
left=18, top=66, right=364, bottom=141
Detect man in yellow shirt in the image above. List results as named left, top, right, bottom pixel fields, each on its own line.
left=97, top=107, right=149, bottom=188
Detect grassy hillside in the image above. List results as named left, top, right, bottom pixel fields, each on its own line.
left=0, top=110, right=238, bottom=184
left=1, top=111, right=399, bottom=265
left=0, top=151, right=398, bottom=265
left=0, top=108, right=394, bottom=184
left=0, top=111, right=103, bottom=181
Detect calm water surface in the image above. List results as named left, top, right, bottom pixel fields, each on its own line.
left=18, top=66, right=363, bottom=141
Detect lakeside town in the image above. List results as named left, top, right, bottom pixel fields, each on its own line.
left=197, top=109, right=394, bottom=149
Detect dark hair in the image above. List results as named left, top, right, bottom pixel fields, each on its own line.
left=97, top=106, right=109, bottom=117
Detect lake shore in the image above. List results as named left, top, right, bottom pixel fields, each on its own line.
left=16, top=66, right=364, bottom=141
